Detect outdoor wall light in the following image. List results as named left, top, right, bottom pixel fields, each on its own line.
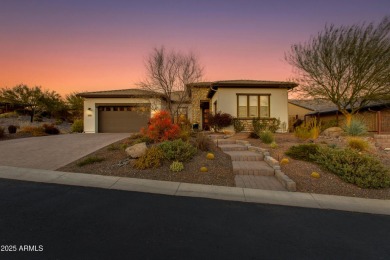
left=88, top=108, right=92, bottom=111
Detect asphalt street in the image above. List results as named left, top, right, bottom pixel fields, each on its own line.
left=0, top=178, right=389, bottom=260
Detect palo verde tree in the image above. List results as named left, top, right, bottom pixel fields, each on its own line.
left=138, top=46, right=203, bottom=121
left=0, top=84, right=45, bottom=122
left=286, top=16, right=390, bottom=125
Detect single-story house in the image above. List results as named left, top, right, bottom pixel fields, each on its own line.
left=288, top=99, right=390, bottom=133
left=78, top=80, right=297, bottom=133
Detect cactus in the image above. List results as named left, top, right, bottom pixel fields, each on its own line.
left=200, top=166, right=208, bottom=172
left=311, top=172, right=320, bottom=178
left=280, top=158, right=289, bottom=165
left=170, top=161, right=184, bottom=172
left=206, top=153, right=215, bottom=160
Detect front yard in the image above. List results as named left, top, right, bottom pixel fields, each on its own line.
left=57, top=131, right=390, bottom=200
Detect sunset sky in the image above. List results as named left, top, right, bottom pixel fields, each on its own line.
left=1, top=0, right=388, bottom=96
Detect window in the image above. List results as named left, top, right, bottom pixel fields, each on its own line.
left=237, top=94, right=270, bottom=118
left=178, top=107, right=188, bottom=119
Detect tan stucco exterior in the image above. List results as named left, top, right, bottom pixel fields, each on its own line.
left=288, top=103, right=313, bottom=120
left=211, top=88, right=290, bottom=132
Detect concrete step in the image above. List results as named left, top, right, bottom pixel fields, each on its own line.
left=219, top=144, right=248, bottom=151
left=224, top=151, right=263, bottom=161
left=235, top=175, right=286, bottom=191
left=213, top=139, right=237, bottom=145
left=233, top=161, right=274, bottom=176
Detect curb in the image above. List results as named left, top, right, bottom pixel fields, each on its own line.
left=0, top=166, right=389, bottom=216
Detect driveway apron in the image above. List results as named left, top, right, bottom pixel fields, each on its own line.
left=0, top=133, right=129, bottom=170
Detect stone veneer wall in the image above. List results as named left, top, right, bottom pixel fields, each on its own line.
left=190, top=87, right=210, bottom=128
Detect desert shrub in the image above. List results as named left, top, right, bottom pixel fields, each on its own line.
left=193, top=132, right=210, bottom=151
left=134, top=146, right=164, bottom=169
left=107, top=144, right=120, bottom=151
left=311, top=147, right=390, bottom=189
left=251, top=118, right=281, bottom=137
left=19, top=125, right=46, bottom=136
left=285, top=143, right=320, bottom=162
left=208, top=112, right=233, bottom=132
left=33, top=114, right=43, bottom=122
left=178, top=118, right=192, bottom=141
left=259, top=130, right=274, bottom=144
left=170, top=161, right=184, bottom=172
left=294, top=118, right=321, bottom=140
left=72, top=119, right=84, bottom=133
left=132, top=136, right=153, bottom=145
left=42, top=124, right=60, bottom=135
left=347, top=137, right=369, bottom=151
left=141, top=110, right=180, bottom=142
left=270, top=141, right=278, bottom=149
left=233, top=119, right=245, bottom=133
left=343, top=118, right=367, bottom=136
left=55, top=119, right=63, bottom=125
left=77, top=156, right=105, bottom=167
left=159, top=139, right=197, bottom=162
left=0, top=127, right=4, bottom=138
left=8, top=125, right=17, bottom=134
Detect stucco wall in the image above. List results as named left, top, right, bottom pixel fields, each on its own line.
left=215, top=88, right=289, bottom=131
left=83, top=97, right=162, bottom=133
left=288, top=103, right=312, bottom=119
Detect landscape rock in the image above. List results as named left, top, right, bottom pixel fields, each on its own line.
left=125, top=142, right=147, bottom=158
left=322, top=127, right=343, bottom=138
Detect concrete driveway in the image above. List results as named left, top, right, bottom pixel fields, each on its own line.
left=0, top=133, right=129, bottom=170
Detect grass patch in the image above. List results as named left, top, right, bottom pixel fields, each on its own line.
left=77, top=156, right=105, bottom=167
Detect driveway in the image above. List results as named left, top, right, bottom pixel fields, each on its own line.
left=0, top=133, right=129, bottom=170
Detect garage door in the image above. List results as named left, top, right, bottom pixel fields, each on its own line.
left=98, top=105, right=150, bottom=133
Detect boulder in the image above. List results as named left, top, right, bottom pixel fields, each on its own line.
left=125, top=142, right=147, bottom=158
left=322, top=127, right=343, bottom=138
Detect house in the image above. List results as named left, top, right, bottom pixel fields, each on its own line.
left=78, top=80, right=297, bottom=133
left=288, top=99, right=390, bottom=133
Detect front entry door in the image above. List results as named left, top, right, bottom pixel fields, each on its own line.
left=200, top=101, right=210, bottom=130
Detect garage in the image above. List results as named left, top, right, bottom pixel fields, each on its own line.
left=98, top=105, right=150, bottom=133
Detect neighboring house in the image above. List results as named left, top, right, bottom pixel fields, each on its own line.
left=288, top=99, right=390, bottom=133
left=79, top=80, right=297, bottom=133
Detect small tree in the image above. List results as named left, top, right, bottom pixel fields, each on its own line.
left=0, top=85, right=45, bottom=122
left=66, top=92, right=84, bottom=118
left=138, top=46, right=203, bottom=121
left=286, top=16, right=390, bottom=125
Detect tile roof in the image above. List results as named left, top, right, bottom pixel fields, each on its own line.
left=78, top=88, right=163, bottom=98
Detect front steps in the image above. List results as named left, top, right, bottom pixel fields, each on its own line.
left=214, top=138, right=291, bottom=191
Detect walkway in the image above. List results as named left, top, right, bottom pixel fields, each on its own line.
left=212, top=137, right=286, bottom=191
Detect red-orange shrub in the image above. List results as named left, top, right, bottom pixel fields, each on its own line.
left=141, top=110, right=180, bottom=142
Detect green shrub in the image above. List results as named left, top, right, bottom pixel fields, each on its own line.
left=233, top=119, right=245, bottom=133
left=0, top=127, right=4, bottom=138
left=208, top=112, right=233, bottom=132
left=270, top=141, right=278, bottom=149
left=285, top=144, right=320, bottom=162
left=193, top=132, right=210, bottom=151
left=55, top=119, right=63, bottom=125
left=347, top=137, right=369, bottom=151
left=320, top=119, right=339, bottom=131
left=42, top=124, right=60, bottom=135
left=343, top=119, right=367, bottom=136
left=72, top=119, right=83, bottom=133
left=134, top=146, right=164, bottom=169
left=8, top=125, right=17, bottom=134
left=251, top=118, right=281, bottom=137
left=107, top=144, right=120, bottom=151
left=311, top=147, right=390, bottom=189
left=159, top=139, right=197, bottom=162
left=259, top=130, right=274, bottom=144
left=77, top=156, right=105, bottom=167
left=170, top=161, right=184, bottom=172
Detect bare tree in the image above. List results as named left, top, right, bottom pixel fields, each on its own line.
left=138, top=46, right=203, bottom=121
left=286, top=16, right=390, bottom=125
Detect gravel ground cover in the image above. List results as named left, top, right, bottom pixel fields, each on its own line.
left=232, top=132, right=390, bottom=199
left=58, top=136, right=235, bottom=187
